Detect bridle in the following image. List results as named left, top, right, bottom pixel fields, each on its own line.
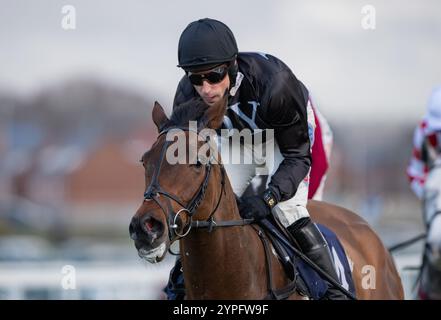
left=142, top=126, right=253, bottom=243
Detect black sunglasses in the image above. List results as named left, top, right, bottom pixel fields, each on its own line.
left=187, top=65, right=228, bottom=86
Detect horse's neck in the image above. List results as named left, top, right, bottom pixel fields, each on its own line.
left=180, top=186, right=266, bottom=299
left=181, top=187, right=245, bottom=260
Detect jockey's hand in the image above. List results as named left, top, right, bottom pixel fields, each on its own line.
left=238, top=195, right=272, bottom=221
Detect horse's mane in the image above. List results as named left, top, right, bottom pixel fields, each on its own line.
left=167, top=98, right=210, bottom=129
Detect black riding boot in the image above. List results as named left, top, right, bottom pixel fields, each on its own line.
left=287, top=218, right=348, bottom=300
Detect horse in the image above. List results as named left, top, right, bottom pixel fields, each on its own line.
left=417, top=163, right=441, bottom=299
left=129, top=100, right=404, bottom=299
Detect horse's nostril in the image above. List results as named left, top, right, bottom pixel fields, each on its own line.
left=141, top=215, right=164, bottom=236
left=145, top=218, right=154, bottom=232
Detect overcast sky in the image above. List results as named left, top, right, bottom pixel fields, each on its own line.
left=1, top=0, right=440, bottom=123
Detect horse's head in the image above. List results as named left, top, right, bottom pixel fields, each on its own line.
left=129, top=99, right=227, bottom=263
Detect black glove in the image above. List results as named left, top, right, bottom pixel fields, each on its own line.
left=238, top=195, right=272, bottom=221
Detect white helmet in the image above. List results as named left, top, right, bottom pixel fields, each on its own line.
left=426, top=86, right=441, bottom=131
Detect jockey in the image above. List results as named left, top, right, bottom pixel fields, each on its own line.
left=167, top=18, right=344, bottom=299
left=407, top=86, right=441, bottom=222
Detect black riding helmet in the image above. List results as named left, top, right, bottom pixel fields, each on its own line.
left=178, top=18, right=239, bottom=88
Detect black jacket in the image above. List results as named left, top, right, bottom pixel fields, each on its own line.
left=173, top=52, right=311, bottom=202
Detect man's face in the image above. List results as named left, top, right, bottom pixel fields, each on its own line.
left=187, top=65, right=230, bottom=107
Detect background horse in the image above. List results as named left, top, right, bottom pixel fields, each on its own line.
left=129, top=100, right=404, bottom=299
left=418, top=163, right=441, bottom=299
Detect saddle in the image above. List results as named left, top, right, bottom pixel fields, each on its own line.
left=258, top=216, right=356, bottom=300
left=164, top=216, right=356, bottom=300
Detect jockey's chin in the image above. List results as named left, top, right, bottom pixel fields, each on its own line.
left=202, top=94, right=227, bottom=108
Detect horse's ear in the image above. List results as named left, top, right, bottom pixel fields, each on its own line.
left=152, top=101, right=169, bottom=132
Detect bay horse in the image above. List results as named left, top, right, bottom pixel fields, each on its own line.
left=129, top=100, right=404, bottom=299
left=417, top=164, right=441, bottom=299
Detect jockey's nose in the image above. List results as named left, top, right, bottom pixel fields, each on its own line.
left=201, top=80, right=213, bottom=95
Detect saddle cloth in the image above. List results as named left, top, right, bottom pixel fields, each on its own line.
left=164, top=219, right=356, bottom=300
left=259, top=218, right=356, bottom=300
